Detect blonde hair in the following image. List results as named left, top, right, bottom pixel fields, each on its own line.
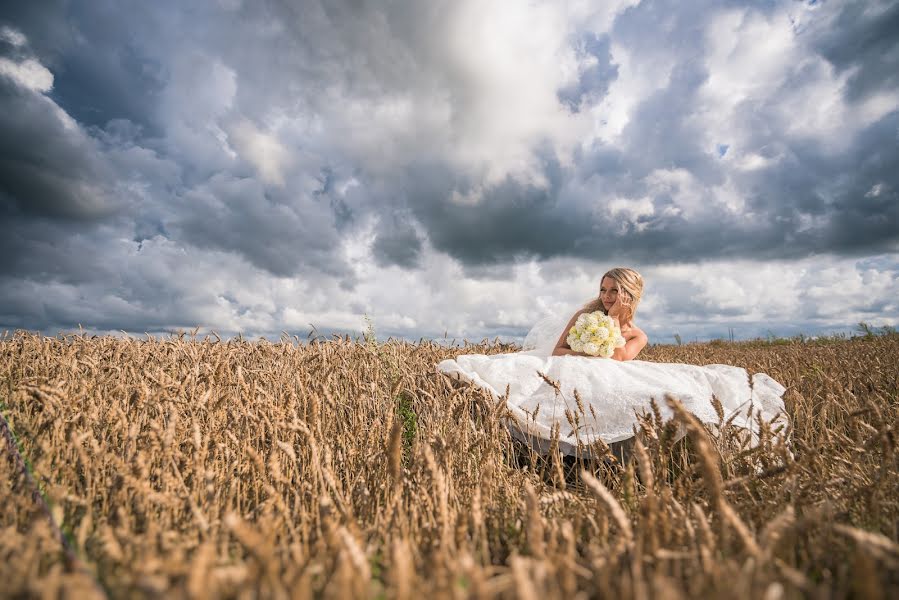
left=582, top=267, right=644, bottom=324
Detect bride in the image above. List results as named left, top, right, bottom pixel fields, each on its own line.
left=437, top=267, right=790, bottom=459
left=550, top=267, right=648, bottom=360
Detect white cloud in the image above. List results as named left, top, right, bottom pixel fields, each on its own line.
left=570, top=0, right=641, bottom=35
left=274, top=0, right=598, bottom=187
left=736, top=152, right=779, bottom=171
left=438, top=0, right=587, bottom=184
left=0, top=26, right=27, bottom=47
left=642, top=168, right=741, bottom=219
left=865, top=183, right=886, bottom=198
left=703, top=9, right=796, bottom=108
left=698, top=3, right=899, bottom=158
left=591, top=40, right=674, bottom=143
left=228, top=119, right=290, bottom=186
left=0, top=57, right=53, bottom=92
left=607, top=196, right=654, bottom=230
left=159, top=53, right=238, bottom=172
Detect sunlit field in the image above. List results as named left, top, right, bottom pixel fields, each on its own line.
left=2, top=331, right=897, bottom=598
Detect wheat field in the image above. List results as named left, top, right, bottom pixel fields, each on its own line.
left=1, top=330, right=897, bottom=598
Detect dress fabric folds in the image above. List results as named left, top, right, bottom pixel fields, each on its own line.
left=437, top=350, right=789, bottom=456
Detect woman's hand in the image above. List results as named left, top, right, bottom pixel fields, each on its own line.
left=552, top=346, right=587, bottom=356
left=607, top=292, right=631, bottom=321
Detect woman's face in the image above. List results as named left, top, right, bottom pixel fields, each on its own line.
left=599, top=276, right=620, bottom=311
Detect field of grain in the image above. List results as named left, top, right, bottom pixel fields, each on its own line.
left=1, top=331, right=898, bottom=598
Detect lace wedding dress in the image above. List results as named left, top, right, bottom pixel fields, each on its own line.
left=437, top=315, right=789, bottom=457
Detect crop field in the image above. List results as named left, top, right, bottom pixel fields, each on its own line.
left=1, top=331, right=898, bottom=598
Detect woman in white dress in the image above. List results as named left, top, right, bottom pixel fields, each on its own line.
left=550, top=268, right=648, bottom=361
left=437, top=267, right=790, bottom=459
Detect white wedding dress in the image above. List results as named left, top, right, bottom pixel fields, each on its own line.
left=437, top=315, right=789, bottom=457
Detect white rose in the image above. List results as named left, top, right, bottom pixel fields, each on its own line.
left=595, top=326, right=609, bottom=340
left=580, top=331, right=592, bottom=343
left=583, top=342, right=599, bottom=356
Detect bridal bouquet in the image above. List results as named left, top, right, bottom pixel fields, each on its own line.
left=567, top=311, right=626, bottom=358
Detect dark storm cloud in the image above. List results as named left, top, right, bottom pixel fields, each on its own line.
left=175, top=173, right=354, bottom=279
left=48, top=31, right=166, bottom=135
left=615, top=64, right=721, bottom=182
left=0, top=77, right=122, bottom=220
left=0, top=222, right=170, bottom=334
left=0, top=2, right=71, bottom=65
left=1, top=0, right=369, bottom=280
left=0, top=217, right=109, bottom=283
left=811, top=0, right=899, bottom=102
left=313, top=167, right=356, bottom=230
left=1, top=2, right=166, bottom=133
left=405, top=156, right=576, bottom=266
left=743, top=113, right=899, bottom=257
left=371, top=214, right=423, bottom=269
left=408, top=158, right=772, bottom=268
left=0, top=0, right=374, bottom=343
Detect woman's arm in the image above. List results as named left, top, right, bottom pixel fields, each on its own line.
left=551, top=310, right=586, bottom=356
left=605, top=294, right=647, bottom=361
left=611, top=329, right=648, bottom=361
left=553, top=346, right=584, bottom=356
left=551, top=309, right=647, bottom=360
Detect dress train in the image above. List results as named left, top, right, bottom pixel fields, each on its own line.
left=437, top=350, right=789, bottom=457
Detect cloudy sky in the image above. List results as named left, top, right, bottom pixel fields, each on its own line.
left=1, top=0, right=897, bottom=344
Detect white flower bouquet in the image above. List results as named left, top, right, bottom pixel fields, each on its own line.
left=566, top=311, right=626, bottom=358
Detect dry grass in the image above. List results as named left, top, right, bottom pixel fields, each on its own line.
left=1, top=331, right=897, bottom=598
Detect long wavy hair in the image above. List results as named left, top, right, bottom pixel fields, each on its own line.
left=582, top=267, right=644, bottom=324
